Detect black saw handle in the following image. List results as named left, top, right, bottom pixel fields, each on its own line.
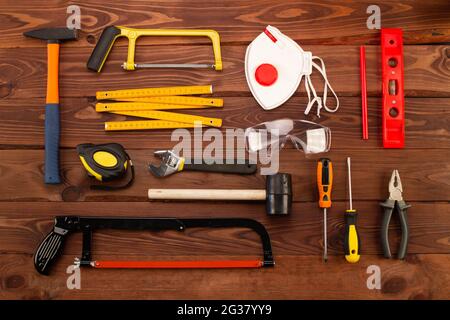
left=183, top=160, right=257, bottom=174
left=87, top=26, right=122, bottom=72
left=34, top=229, right=69, bottom=275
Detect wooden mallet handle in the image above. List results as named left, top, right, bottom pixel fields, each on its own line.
left=148, top=189, right=266, bottom=201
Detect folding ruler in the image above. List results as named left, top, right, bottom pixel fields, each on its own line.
left=95, top=85, right=224, bottom=131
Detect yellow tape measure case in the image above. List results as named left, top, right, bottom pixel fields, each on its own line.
left=77, top=143, right=134, bottom=190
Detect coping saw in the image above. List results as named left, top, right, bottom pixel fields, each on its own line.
left=87, top=26, right=223, bottom=72
left=34, top=216, right=274, bottom=275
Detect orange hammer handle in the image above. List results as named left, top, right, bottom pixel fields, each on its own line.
left=46, top=43, right=60, bottom=104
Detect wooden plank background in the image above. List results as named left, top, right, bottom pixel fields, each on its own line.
left=0, top=0, right=449, bottom=300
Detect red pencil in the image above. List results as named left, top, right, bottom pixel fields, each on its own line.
left=360, top=46, right=368, bottom=140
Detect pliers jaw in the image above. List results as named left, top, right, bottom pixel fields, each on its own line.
left=388, top=169, right=403, bottom=201
left=148, top=150, right=184, bottom=177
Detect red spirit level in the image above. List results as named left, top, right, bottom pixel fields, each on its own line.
left=381, top=28, right=405, bottom=148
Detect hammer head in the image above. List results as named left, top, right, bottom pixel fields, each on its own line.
left=266, top=173, right=292, bottom=215
left=23, top=28, right=77, bottom=42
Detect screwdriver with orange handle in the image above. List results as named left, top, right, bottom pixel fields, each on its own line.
left=317, top=158, right=333, bottom=262
left=344, top=157, right=361, bottom=263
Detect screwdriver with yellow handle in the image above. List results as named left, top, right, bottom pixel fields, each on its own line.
left=344, top=157, right=361, bottom=263
left=317, top=158, right=333, bottom=262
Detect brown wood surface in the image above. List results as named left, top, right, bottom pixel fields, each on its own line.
left=2, top=45, right=450, bottom=99
left=0, top=0, right=449, bottom=300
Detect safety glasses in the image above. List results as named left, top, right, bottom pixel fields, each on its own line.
left=245, top=119, right=331, bottom=155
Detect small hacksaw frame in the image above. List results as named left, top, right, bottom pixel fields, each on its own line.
left=87, top=26, right=223, bottom=72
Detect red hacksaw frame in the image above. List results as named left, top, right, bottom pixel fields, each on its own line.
left=93, top=260, right=265, bottom=269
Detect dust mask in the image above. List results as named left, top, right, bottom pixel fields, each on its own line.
left=245, top=26, right=339, bottom=117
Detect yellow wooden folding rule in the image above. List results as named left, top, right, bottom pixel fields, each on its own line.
left=95, top=85, right=223, bottom=131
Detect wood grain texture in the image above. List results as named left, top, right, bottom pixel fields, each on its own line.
left=0, top=149, right=448, bottom=202
left=1, top=0, right=449, bottom=47
left=0, top=97, right=449, bottom=149
left=0, top=0, right=449, bottom=300
left=1, top=45, right=449, bottom=99
left=0, top=202, right=448, bottom=256
left=1, top=254, right=449, bottom=299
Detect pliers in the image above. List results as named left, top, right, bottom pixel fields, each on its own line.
left=380, top=170, right=411, bottom=259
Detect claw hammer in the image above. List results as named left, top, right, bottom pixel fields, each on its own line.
left=24, top=28, right=78, bottom=184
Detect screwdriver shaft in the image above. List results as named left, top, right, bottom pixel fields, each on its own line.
left=347, top=157, right=353, bottom=210
left=323, top=208, right=328, bottom=262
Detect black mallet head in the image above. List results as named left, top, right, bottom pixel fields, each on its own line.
left=266, top=173, right=292, bottom=215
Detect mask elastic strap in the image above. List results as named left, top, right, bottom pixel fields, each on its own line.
left=304, top=56, right=339, bottom=117
left=304, top=75, right=323, bottom=117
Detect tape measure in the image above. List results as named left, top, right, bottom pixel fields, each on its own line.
left=96, top=85, right=213, bottom=100
left=77, top=143, right=134, bottom=190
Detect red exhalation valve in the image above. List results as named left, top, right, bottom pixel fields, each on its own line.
left=381, top=28, right=405, bottom=148
left=255, top=63, right=278, bottom=86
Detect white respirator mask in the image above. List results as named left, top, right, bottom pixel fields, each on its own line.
left=245, top=25, right=339, bottom=117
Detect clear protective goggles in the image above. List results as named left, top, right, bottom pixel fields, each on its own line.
left=244, top=119, right=331, bottom=155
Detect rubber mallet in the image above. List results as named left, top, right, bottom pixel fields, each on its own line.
left=148, top=173, right=292, bottom=215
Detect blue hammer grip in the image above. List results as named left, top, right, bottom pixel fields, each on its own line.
left=44, top=103, right=61, bottom=184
